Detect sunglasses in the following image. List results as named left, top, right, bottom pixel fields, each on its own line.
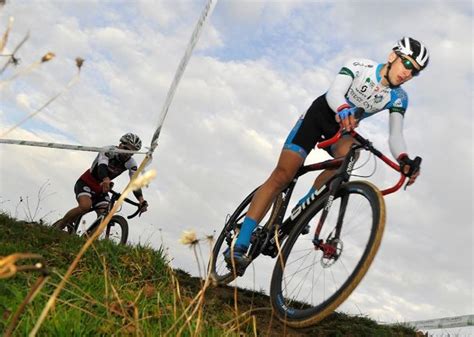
left=398, top=55, right=420, bottom=76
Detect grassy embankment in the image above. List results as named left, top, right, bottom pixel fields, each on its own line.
left=0, top=213, right=417, bottom=336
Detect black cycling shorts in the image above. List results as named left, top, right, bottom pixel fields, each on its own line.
left=74, top=179, right=110, bottom=208
left=283, top=94, right=340, bottom=158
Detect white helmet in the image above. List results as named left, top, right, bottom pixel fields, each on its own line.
left=120, top=133, right=142, bottom=151
left=393, top=36, right=429, bottom=69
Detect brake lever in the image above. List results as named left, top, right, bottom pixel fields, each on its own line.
left=403, top=157, right=422, bottom=191
left=403, top=181, right=410, bottom=191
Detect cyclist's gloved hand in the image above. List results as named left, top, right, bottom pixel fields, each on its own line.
left=139, top=200, right=148, bottom=215
left=398, top=154, right=422, bottom=186
left=101, top=177, right=111, bottom=193
left=335, top=105, right=359, bottom=131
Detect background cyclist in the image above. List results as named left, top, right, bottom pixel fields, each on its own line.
left=54, top=133, right=148, bottom=230
left=226, top=37, right=428, bottom=265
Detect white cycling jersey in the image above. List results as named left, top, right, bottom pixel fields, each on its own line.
left=79, top=147, right=141, bottom=195
left=326, top=58, right=409, bottom=158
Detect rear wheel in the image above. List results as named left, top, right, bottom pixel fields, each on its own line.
left=209, top=189, right=256, bottom=286
left=52, top=216, right=80, bottom=234
left=209, top=187, right=288, bottom=286
left=270, top=181, right=385, bottom=327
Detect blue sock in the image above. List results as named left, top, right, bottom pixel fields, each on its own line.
left=297, top=186, right=316, bottom=206
left=235, top=217, right=257, bottom=249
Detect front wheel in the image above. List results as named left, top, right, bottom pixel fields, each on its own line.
left=87, top=215, right=129, bottom=245
left=270, top=181, right=385, bottom=327
left=99, top=215, right=129, bottom=245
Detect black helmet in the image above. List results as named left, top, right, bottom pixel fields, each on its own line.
left=393, top=36, right=429, bottom=69
left=119, top=133, right=142, bottom=151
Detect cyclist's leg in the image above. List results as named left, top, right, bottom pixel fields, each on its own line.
left=291, top=95, right=344, bottom=205
left=56, top=196, right=91, bottom=229
left=233, top=101, right=325, bottom=251
left=55, top=180, right=92, bottom=229
left=318, top=136, right=356, bottom=184
left=228, top=149, right=304, bottom=260
left=92, top=193, right=110, bottom=216
left=305, top=135, right=359, bottom=197
left=248, top=151, right=305, bottom=222
left=84, top=193, right=110, bottom=237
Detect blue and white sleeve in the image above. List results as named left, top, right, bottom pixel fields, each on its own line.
left=326, top=59, right=356, bottom=113
left=388, top=112, right=407, bottom=159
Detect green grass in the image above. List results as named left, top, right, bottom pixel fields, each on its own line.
left=0, top=213, right=417, bottom=336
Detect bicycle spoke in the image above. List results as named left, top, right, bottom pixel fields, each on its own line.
left=294, top=252, right=320, bottom=310
left=271, top=181, right=384, bottom=326
left=283, top=252, right=313, bottom=301
left=283, top=257, right=321, bottom=282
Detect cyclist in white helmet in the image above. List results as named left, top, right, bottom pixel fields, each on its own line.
left=226, top=37, right=429, bottom=265
left=54, top=133, right=148, bottom=230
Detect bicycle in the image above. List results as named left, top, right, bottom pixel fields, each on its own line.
left=52, top=189, right=144, bottom=245
left=209, top=112, right=421, bottom=327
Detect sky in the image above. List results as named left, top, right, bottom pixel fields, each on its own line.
left=0, top=0, right=472, bottom=326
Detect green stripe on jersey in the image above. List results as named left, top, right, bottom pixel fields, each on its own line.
left=389, top=107, right=406, bottom=115
left=339, top=67, right=354, bottom=78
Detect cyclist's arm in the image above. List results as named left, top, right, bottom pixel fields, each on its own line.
left=326, top=59, right=356, bottom=113
left=387, top=88, right=409, bottom=161
left=97, top=152, right=110, bottom=183
left=388, top=112, right=408, bottom=160
left=125, top=158, right=144, bottom=201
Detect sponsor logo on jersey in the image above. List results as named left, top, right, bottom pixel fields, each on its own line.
left=353, top=62, right=374, bottom=68
left=84, top=186, right=91, bottom=193
left=393, top=98, right=403, bottom=107
left=365, top=77, right=375, bottom=88
left=374, top=94, right=384, bottom=103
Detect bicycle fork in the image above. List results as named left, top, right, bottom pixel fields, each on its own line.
left=311, top=182, right=341, bottom=258
left=312, top=147, right=357, bottom=257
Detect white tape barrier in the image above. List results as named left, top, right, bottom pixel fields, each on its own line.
left=0, top=0, right=217, bottom=157
left=405, top=315, right=473, bottom=330
left=0, top=138, right=147, bottom=154
left=149, top=0, right=218, bottom=153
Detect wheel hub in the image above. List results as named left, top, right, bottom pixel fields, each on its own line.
left=320, top=239, right=343, bottom=268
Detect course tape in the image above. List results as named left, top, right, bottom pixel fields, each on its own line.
left=405, top=315, right=474, bottom=330
left=149, top=0, right=218, bottom=153
left=0, top=138, right=147, bottom=154
left=0, top=0, right=218, bottom=158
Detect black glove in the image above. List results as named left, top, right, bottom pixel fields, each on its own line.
left=139, top=200, right=148, bottom=214
left=398, top=154, right=422, bottom=177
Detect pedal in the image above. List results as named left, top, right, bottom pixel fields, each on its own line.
left=226, top=256, right=251, bottom=276
left=261, top=245, right=278, bottom=258
left=235, top=258, right=251, bottom=276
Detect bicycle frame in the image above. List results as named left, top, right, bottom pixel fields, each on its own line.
left=71, top=190, right=141, bottom=235
left=247, top=129, right=406, bottom=260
